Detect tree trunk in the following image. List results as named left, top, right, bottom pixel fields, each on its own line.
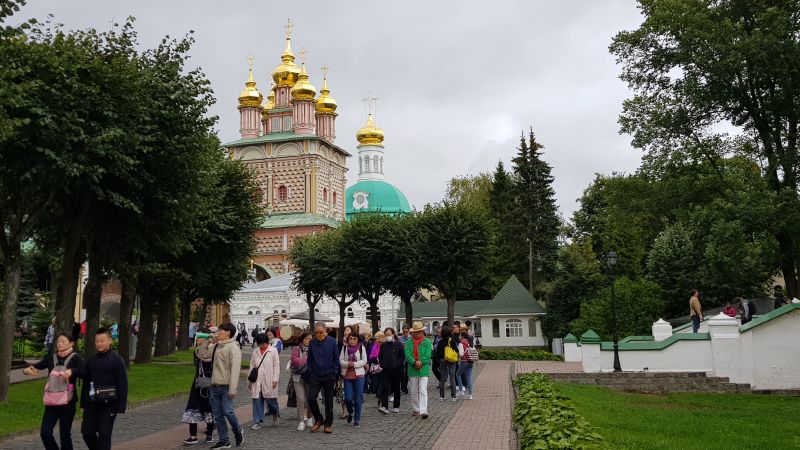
left=306, top=292, right=315, bottom=330
left=54, top=222, right=84, bottom=334
left=118, top=277, right=136, bottom=369
left=338, top=295, right=347, bottom=338
left=403, top=294, right=413, bottom=330
left=135, top=283, right=155, bottom=364
left=177, top=291, right=192, bottom=351
left=369, top=294, right=380, bottom=334
left=0, top=243, right=22, bottom=403
left=82, top=257, right=104, bottom=360
left=154, top=288, right=175, bottom=357
left=168, top=293, right=177, bottom=353
left=778, top=233, right=799, bottom=298
left=447, top=296, right=456, bottom=326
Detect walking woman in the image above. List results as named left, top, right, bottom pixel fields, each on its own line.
left=339, top=333, right=367, bottom=426
left=337, top=325, right=354, bottom=420
left=23, top=332, right=85, bottom=450
left=405, top=322, right=432, bottom=419
left=290, top=332, right=314, bottom=431
left=182, top=329, right=215, bottom=445
left=378, top=327, right=403, bottom=414
left=367, top=331, right=384, bottom=404
left=249, top=333, right=281, bottom=429
left=435, top=326, right=459, bottom=402
left=456, top=331, right=474, bottom=400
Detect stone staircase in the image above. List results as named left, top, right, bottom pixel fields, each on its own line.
left=546, top=371, right=752, bottom=394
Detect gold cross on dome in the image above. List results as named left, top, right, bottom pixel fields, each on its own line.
left=321, top=64, right=328, bottom=79
left=363, top=94, right=379, bottom=115
left=284, top=19, right=293, bottom=38
left=299, top=48, right=307, bottom=64
left=247, top=55, right=254, bottom=70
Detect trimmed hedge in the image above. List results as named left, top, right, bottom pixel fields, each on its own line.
left=513, top=373, right=607, bottom=449
left=479, top=349, right=561, bottom=361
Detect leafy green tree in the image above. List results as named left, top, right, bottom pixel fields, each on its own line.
left=290, top=234, right=331, bottom=329
left=570, top=277, right=663, bottom=341
left=382, top=214, right=429, bottom=329
left=611, top=0, right=800, bottom=297
left=414, top=202, right=490, bottom=324
left=511, top=130, right=560, bottom=293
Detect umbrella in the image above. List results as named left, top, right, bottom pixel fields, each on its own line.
left=289, top=310, right=333, bottom=322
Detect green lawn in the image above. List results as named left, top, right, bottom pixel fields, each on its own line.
left=556, top=383, right=800, bottom=450
left=151, top=348, right=195, bottom=363
left=0, top=363, right=195, bottom=437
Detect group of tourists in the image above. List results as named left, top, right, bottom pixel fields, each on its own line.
left=182, top=318, right=478, bottom=446
left=22, top=328, right=128, bottom=450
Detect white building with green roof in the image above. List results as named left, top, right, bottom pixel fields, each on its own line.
left=399, top=276, right=547, bottom=348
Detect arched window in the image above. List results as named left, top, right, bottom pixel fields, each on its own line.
left=492, top=319, right=500, bottom=338
left=347, top=307, right=354, bottom=318
left=362, top=158, right=369, bottom=173
left=505, top=319, right=523, bottom=338
left=248, top=311, right=253, bottom=315
left=323, top=188, right=328, bottom=203
left=366, top=305, right=381, bottom=323
left=274, top=310, right=279, bottom=314
left=277, top=185, right=288, bottom=203
left=528, top=318, right=537, bottom=337
left=281, top=309, right=286, bottom=314
left=373, top=155, right=379, bottom=171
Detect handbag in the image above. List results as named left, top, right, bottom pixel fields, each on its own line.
left=43, top=353, right=76, bottom=406
left=194, top=345, right=217, bottom=389
left=94, top=385, right=117, bottom=403
left=286, top=378, right=297, bottom=408
left=248, top=349, right=267, bottom=383
left=368, top=363, right=383, bottom=375
left=444, top=338, right=458, bottom=363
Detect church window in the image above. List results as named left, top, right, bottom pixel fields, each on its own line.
left=323, top=188, right=328, bottom=203
left=347, top=307, right=354, bottom=318
left=283, top=116, right=292, bottom=131
left=373, top=156, right=379, bottom=172
left=492, top=319, right=500, bottom=338
left=277, top=185, right=288, bottom=203
left=505, top=319, right=523, bottom=338
left=528, top=318, right=537, bottom=337
left=248, top=311, right=253, bottom=315
left=281, top=309, right=286, bottom=314
left=271, top=118, right=280, bottom=132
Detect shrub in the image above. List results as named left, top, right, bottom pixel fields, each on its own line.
left=513, top=373, right=607, bottom=449
left=479, top=349, right=561, bottom=361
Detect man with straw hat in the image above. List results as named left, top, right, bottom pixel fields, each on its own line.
left=404, top=321, right=432, bottom=419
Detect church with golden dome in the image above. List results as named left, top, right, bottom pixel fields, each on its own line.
left=221, top=20, right=349, bottom=280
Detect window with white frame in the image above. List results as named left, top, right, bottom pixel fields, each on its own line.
left=505, top=319, right=523, bottom=338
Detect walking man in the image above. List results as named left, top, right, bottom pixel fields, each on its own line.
left=197, top=322, right=244, bottom=449
left=689, top=289, right=703, bottom=333
left=81, top=328, right=128, bottom=450
left=406, top=321, right=432, bottom=419
left=307, top=321, right=339, bottom=434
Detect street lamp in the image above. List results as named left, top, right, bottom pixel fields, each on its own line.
left=604, top=251, right=622, bottom=372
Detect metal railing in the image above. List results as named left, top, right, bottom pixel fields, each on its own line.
left=12, top=336, right=26, bottom=362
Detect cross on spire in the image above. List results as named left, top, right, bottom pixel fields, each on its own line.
left=321, top=64, right=328, bottom=79
left=299, top=47, right=307, bottom=64
left=284, top=19, right=293, bottom=38
left=247, top=55, right=254, bottom=71
left=363, top=94, right=379, bottom=115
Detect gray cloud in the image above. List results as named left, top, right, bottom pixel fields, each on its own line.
left=16, top=0, right=645, bottom=219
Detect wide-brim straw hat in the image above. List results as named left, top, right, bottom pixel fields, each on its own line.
left=410, top=321, right=425, bottom=333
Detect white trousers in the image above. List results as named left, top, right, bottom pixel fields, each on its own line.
left=408, top=376, right=428, bottom=414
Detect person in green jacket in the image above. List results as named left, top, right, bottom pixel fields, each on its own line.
left=405, top=321, right=432, bottom=419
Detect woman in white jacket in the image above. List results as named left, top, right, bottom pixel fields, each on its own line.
left=249, top=333, right=281, bottom=429
left=339, top=334, right=367, bottom=426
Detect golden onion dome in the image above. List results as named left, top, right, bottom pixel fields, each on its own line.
left=290, top=62, right=317, bottom=101
left=356, top=114, right=384, bottom=146
left=261, top=84, right=275, bottom=119
left=271, top=35, right=301, bottom=88
left=238, top=62, right=263, bottom=108
left=315, top=71, right=337, bottom=114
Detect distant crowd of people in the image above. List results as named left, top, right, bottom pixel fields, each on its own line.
left=689, top=287, right=800, bottom=333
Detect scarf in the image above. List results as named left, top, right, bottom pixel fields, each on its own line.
left=347, top=343, right=360, bottom=361
left=369, top=342, right=381, bottom=360
left=412, top=335, right=425, bottom=361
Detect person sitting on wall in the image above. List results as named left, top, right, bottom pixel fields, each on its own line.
left=723, top=303, right=737, bottom=317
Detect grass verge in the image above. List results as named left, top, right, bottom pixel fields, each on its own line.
left=480, top=349, right=561, bottom=361
left=0, top=363, right=195, bottom=438
left=556, top=383, right=800, bottom=450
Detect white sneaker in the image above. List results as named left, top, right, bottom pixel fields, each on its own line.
left=250, top=423, right=261, bottom=430
left=451, top=397, right=458, bottom=402
left=378, top=406, right=389, bottom=414
left=439, top=397, right=445, bottom=402
left=297, top=421, right=305, bottom=431
left=466, top=394, right=473, bottom=400
left=306, top=418, right=314, bottom=426
left=392, top=408, right=400, bottom=413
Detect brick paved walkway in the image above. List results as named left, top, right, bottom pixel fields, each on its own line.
left=433, top=361, right=514, bottom=450
left=0, top=354, right=482, bottom=450
left=514, top=361, right=583, bottom=375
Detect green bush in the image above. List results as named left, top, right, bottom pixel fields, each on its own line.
left=479, top=349, right=561, bottom=361
left=513, top=373, right=607, bottom=449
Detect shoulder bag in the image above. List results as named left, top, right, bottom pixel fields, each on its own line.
left=248, top=349, right=267, bottom=383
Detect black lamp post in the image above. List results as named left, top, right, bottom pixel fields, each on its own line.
left=605, top=251, right=622, bottom=372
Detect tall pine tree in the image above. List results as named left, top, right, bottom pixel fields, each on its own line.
left=488, top=161, right=527, bottom=290
left=511, top=129, right=560, bottom=293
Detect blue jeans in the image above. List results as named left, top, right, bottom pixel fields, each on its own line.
left=691, top=315, right=700, bottom=333
left=252, top=394, right=279, bottom=422
left=456, top=362, right=473, bottom=395
left=210, top=385, right=241, bottom=444
left=343, top=377, right=365, bottom=423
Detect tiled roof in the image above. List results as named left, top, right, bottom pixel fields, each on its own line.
left=241, top=272, right=295, bottom=293
left=261, top=213, right=341, bottom=230
left=398, top=275, right=546, bottom=318
left=221, top=133, right=351, bottom=156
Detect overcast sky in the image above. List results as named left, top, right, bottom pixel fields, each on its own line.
left=16, top=0, right=645, bottom=220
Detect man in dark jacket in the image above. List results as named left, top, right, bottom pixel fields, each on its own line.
left=81, top=328, right=128, bottom=450
left=378, top=327, right=404, bottom=413
left=306, top=321, right=339, bottom=434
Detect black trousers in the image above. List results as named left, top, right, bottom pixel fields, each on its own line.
left=41, top=402, right=77, bottom=450
left=189, top=422, right=214, bottom=437
left=401, top=364, right=409, bottom=393
left=380, top=368, right=402, bottom=409
left=81, top=404, right=117, bottom=450
left=307, top=373, right=336, bottom=427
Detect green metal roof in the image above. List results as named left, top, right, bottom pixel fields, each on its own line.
left=260, top=213, right=341, bottom=230
left=563, top=333, right=578, bottom=343
left=599, top=332, right=710, bottom=351
left=221, top=133, right=351, bottom=156
left=345, top=180, right=412, bottom=220
left=580, top=330, right=601, bottom=343
left=397, top=275, right=546, bottom=318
